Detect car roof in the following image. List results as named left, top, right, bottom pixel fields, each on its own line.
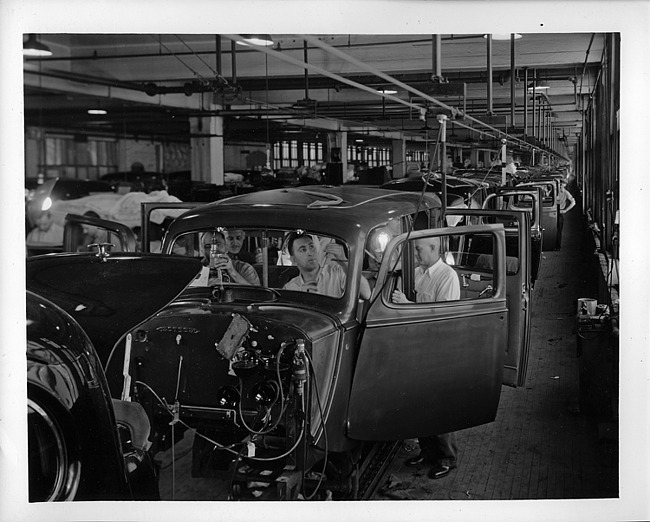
left=166, top=186, right=441, bottom=241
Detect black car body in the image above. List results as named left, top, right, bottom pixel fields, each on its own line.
left=52, top=186, right=532, bottom=500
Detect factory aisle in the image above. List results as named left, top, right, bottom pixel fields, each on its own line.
left=376, top=202, right=619, bottom=500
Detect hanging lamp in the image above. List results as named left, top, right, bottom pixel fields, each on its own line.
left=237, top=35, right=274, bottom=47
left=23, top=34, right=53, bottom=57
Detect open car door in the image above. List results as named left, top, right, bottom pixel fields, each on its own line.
left=63, top=213, right=137, bottom=253
left=446, top=208, right=532, bottom=388
left=482, top=187, right=543, bottom=286
left=347, top=224, right=509, bottom=441
left=517, top=181, right=558, bottom=251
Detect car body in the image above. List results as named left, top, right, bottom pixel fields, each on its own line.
left=26, top=253, right=202, bottom=501
left=380, top=175, right=489, bottom=223
left=38, top=186, right=532, bottom=500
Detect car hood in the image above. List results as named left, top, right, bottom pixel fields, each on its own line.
left=126, top=293, right=344, bottom=414
left=26, top=253, right=202, bottom=365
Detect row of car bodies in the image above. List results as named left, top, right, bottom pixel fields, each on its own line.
left=27, top=182, right=538, bottom=500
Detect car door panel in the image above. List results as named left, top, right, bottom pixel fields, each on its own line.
left=446, top=209, right=531, bottom=387
left=482, top=187, right=543, bottom=284
left=517, top=182, right=558, bottom=251
left=347, top=224, right=509, bottom=441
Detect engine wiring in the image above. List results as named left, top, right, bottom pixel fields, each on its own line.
left=133, top=338, right=331, bottom=498
left=235, top=342, right=290, bottom=436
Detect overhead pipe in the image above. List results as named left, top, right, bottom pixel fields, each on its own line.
left=531, top=69, right=536, bottom=142
left=432, top=35, right=442, bottom=81
left=222, top=35, right=425, bottom=115
left=303, top=41, right=310, bottom=100
left=510, top=34, right=516, bottom=131
left=222, top=34, right=563, bottom=159
left=295, top=34, right=539, bottom=153
left=215, top=35, right=222, bottom=76
left=579, top=33, right=596, bottom=97
left=523, top=67, right=528, bottom=138
left=486, top=34, right=493, bottom=114
left=231, top=40, right=237, bottom=84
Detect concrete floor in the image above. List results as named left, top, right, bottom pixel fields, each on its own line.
left=156, top=203, right=619, bottom=504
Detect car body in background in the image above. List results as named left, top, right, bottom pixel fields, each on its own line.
left=380, top=175, right=488, bottom=216
left=26, top=177, right=115, bottom=228
left=100, top=171, right=167, bottom=194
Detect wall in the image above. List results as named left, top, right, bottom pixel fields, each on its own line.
left=224, top=142, right=268, bottom=171
left=119, top=139, right=161, bottom=172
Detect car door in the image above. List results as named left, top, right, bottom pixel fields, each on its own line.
left=63, top=213, right=137, bottom=253
left=446, top=208, right=532, bottom=388
left=347, top=224, right=509, bottom=441
left=483, top=187, right=543, bottom=285
left=518, top=181, right=558, bottom=250
left=139, top=201, right=205, bottom=252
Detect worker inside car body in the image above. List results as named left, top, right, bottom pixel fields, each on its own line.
left=225, top=228, right=257, bottom=265
left=391, top=235, right=461, bottom=480
left=201, top=230, right=260, bottom=286
left=282, top=231, right=371, bottom=299
left=26, top=210, right=64, bottom=247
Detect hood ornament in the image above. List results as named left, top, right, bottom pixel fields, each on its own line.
left=88, top=242, right=114, bottom=262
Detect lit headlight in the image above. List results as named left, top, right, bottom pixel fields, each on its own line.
left=41, top=196, right=52, bottom=212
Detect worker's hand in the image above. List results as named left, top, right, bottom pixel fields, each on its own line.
left=255, top=249, right=265, bottom=264
left=323, top=242, right=346, bottom=261
left=391, top=289, right=411, bottom=304
left=213, top=254, right=234, bottom=272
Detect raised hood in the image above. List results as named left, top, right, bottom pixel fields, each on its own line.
left=26, top=253, right=202, bottom=365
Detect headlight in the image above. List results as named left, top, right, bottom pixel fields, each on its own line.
left=41, top=196, right=52, bottom=212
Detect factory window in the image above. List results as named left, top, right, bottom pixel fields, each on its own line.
left=274, top=140, right=323, bottom=169
left=39, top=135, right=118, bottom=179
left=347, top=145, right=391, bottom=167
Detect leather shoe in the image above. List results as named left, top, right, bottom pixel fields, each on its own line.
left=428, top=464, right=455, bottom=479
left=405, top=453, right=425, bottom=466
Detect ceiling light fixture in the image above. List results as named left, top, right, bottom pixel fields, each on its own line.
left=23, top=34, right=53, bottom=57
left=527, top=81, right=550, bottom=92
left=237, top=34, right=274, bottom=47
left=483, top=33, right=522, bottom=41
left=377, top=87, right=397, bottom=95
left=87, top=109, right=107, bottom=115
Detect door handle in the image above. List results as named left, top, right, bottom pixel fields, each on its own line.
left=522, top=283, right=528, bottom=310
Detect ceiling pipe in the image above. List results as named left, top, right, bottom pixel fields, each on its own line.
left=224, top=35, right=425, bottom=113
left=215, top=35, right=222, bottom=76
left=510, top=34, right=516, bottom=131
left=486, top=34, right=493, bottom=115
left=532, top=68, right=536, bottom=141
left=295, top=34, right=540, bottom=153
left=231, top=40, right=237, bottom=84
left=303, top=40, right=310, bottom=101
left=431, top=35, right=443, bottom=82
left=523, top=67, right=528, bottom=138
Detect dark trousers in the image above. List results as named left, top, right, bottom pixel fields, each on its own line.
left=418, top=432, right=458, bottom=467
left=557, top=213, right=565, bottom=249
